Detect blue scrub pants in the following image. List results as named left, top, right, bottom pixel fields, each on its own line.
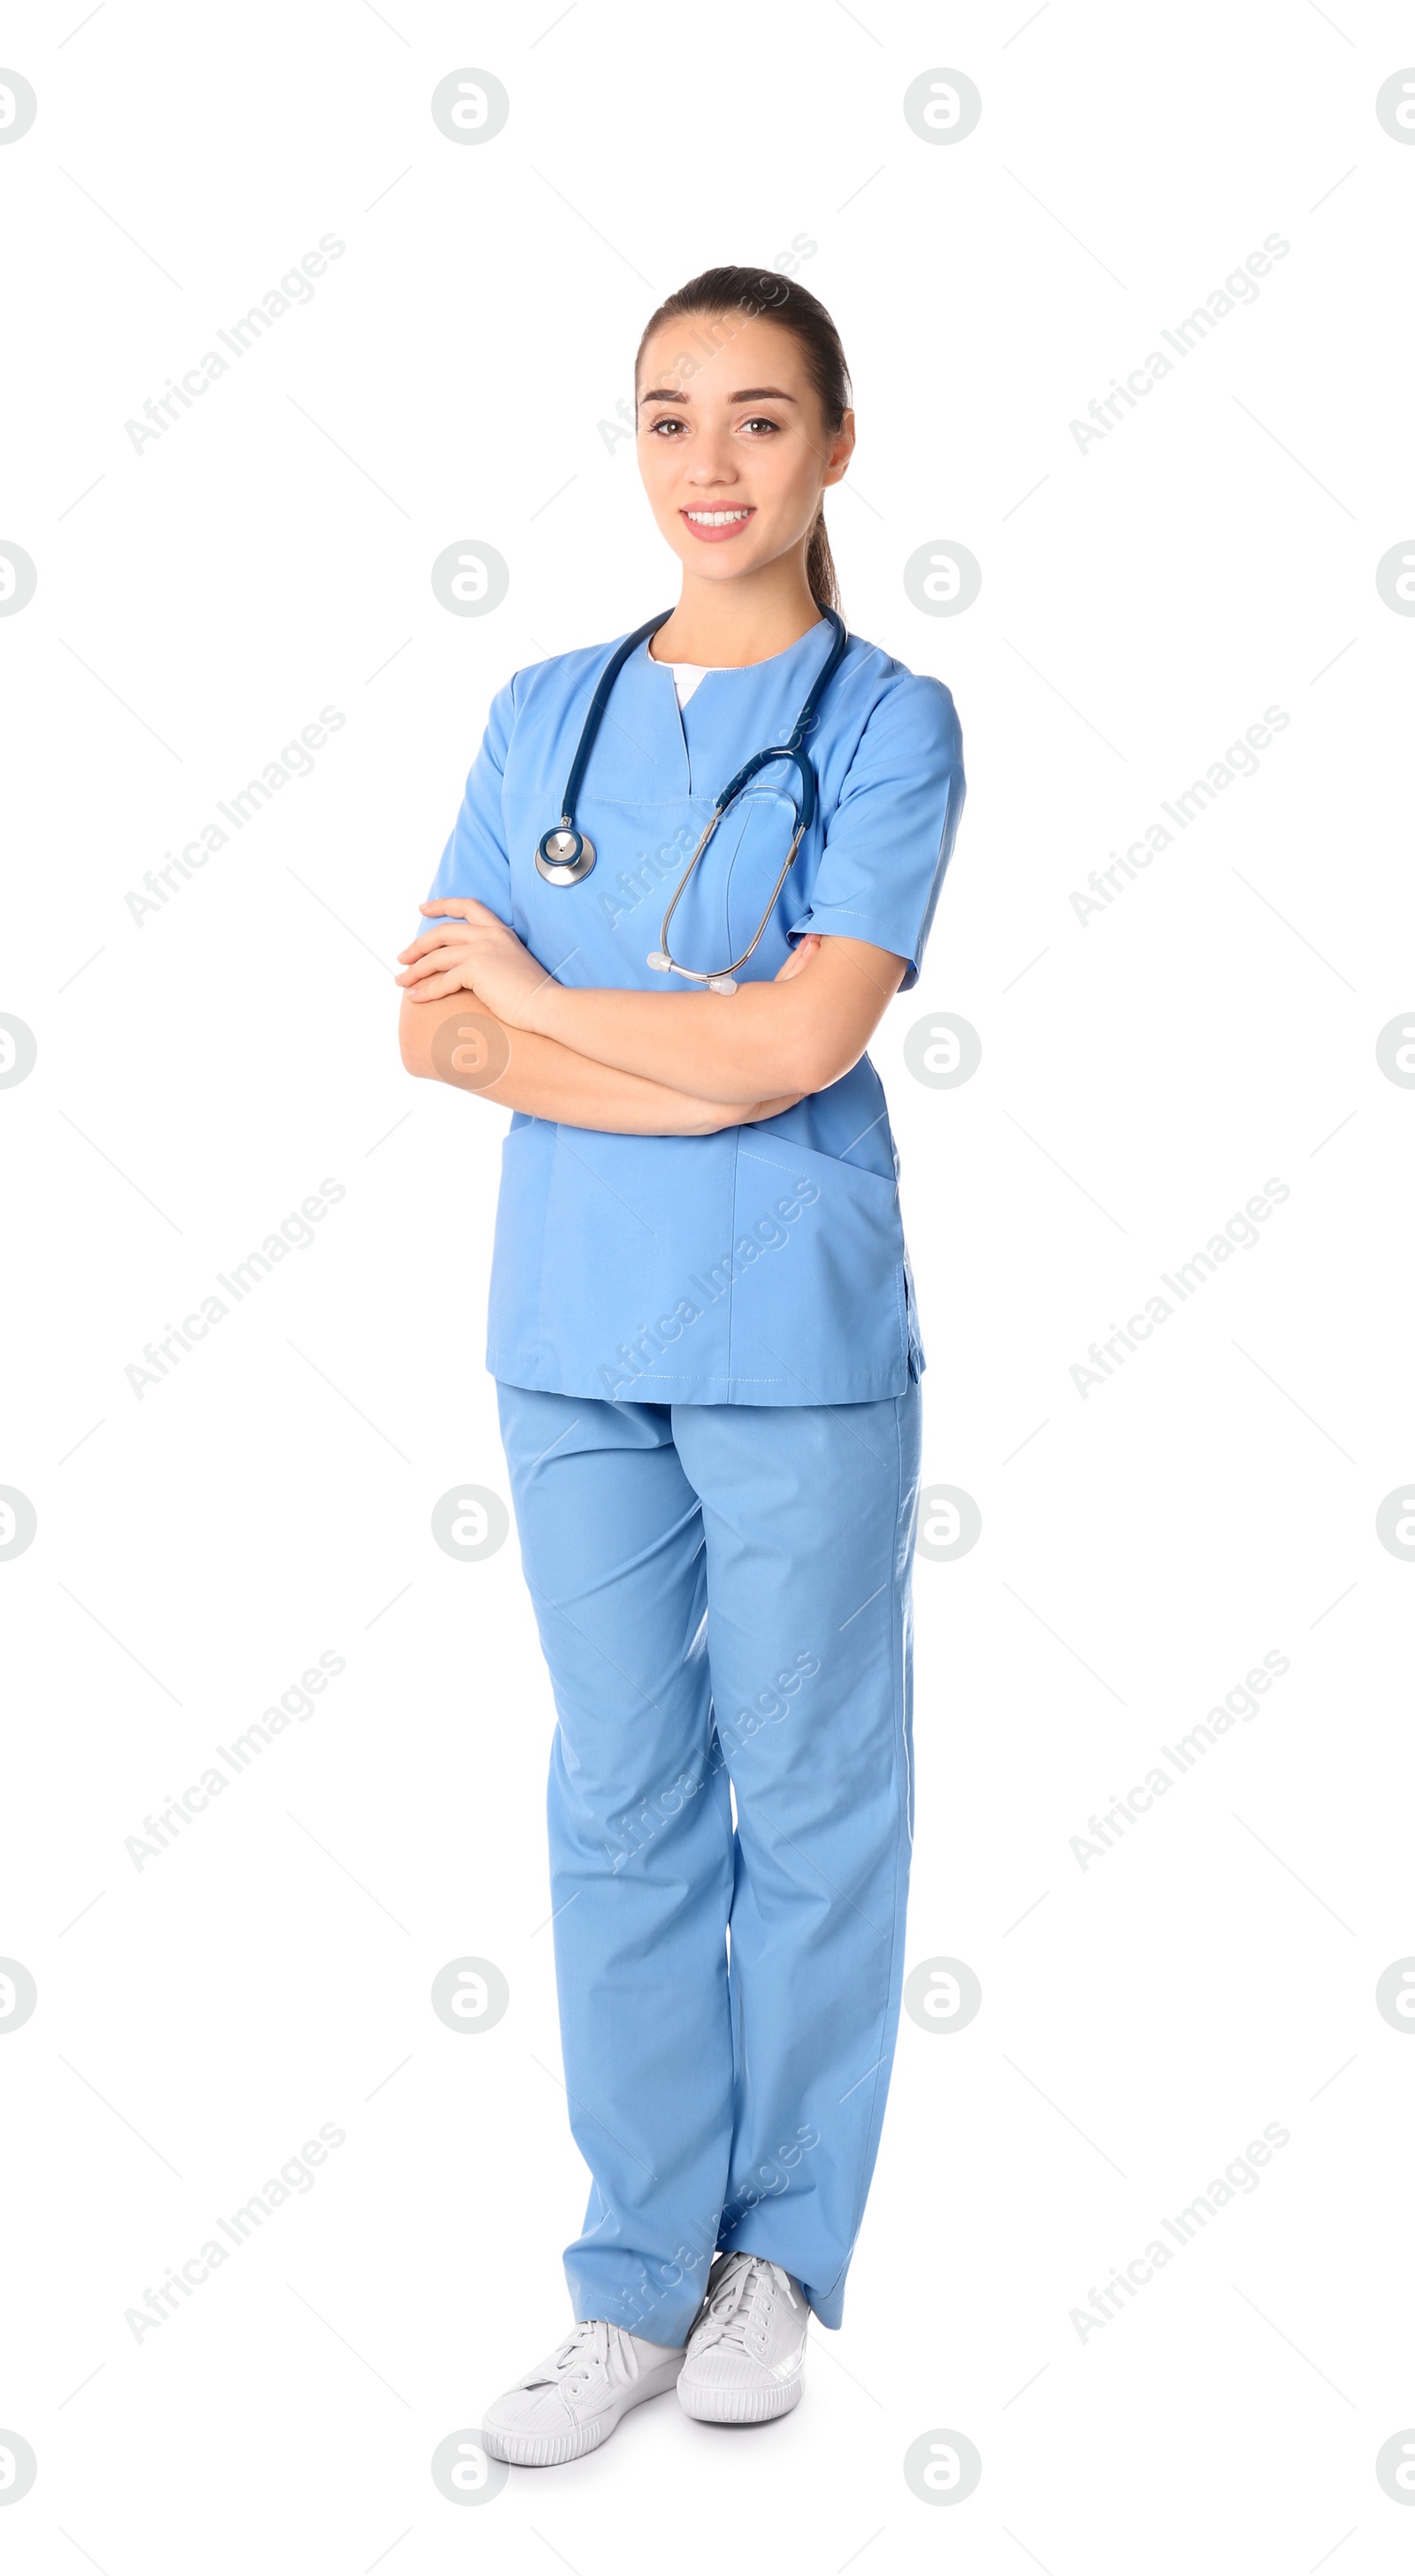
left=495, top=1373, right=923, bottom=2343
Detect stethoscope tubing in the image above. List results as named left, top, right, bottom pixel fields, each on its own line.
left=654, top=808, right=809, bottom=990
left=561, top=610, right=672, bottom=825
left=540, top=607, right=851, bottom=992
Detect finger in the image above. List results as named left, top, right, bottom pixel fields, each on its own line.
left=398, top=950, right=467, bottom=987
left=420, top=898, right=493, bottom=922
left=774, top=936, right=821, bottom=983
left=394, top=932, right=455, bottom=963
left=399, top=929, right=462, bottom=960
left=403, top=967, right=473, bottom=1002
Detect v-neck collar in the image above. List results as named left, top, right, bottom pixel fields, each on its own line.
left=597, top=616, right=843, bottom=808
left=643, top=615, right=830, bottom=685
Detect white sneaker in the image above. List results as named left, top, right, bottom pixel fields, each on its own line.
left=677, top=2253, right=809, bottom=2424
left=481, top=2319, right=686, bottom=2467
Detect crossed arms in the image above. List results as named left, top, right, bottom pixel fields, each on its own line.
left=396, top=898, right=909, bottom=1135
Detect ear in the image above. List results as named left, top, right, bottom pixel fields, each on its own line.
left=822, top=410, right=856, bottom=487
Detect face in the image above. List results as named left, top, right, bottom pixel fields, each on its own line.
left=636, top=310, right=854, bottom=587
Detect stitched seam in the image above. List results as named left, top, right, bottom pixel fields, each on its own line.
left=734, top=1143, right=894, bottom=1188
left=725, top=1130, right=742, bottom=1387
left=820, top=1387, right=914, bottom=2306
left=486, top=1364, right=909, bottom=1390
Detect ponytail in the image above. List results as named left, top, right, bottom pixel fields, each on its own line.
left=805, top=509, right=840, bottom=615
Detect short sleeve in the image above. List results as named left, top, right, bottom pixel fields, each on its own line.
left=417, top=675, right=519, bottom=939
left=789, top=673, right=965, bottom=991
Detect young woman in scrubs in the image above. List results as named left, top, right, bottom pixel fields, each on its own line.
left=396, top=268, right=965, bottom=2466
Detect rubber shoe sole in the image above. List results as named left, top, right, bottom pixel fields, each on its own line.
left=482, top=2352, right=685, bottom=2467
left=678, top=2369, right=804, bottom=2426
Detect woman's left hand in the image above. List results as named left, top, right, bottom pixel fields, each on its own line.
left=396, top=898, right=555, bottom=1028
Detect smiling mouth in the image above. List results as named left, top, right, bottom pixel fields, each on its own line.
left=681, top=506, right=755, bottom=540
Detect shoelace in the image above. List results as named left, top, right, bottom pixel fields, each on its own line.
left=529, top=2319, right=639, bottom=2395
left=703, top=2257, right=797, bottom=2351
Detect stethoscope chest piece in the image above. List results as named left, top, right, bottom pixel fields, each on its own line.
left=535, top=825, right=595, bottom=886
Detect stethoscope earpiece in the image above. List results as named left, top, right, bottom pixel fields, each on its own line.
left=648, top=948, right=734, bottom=995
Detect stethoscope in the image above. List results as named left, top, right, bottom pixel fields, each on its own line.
left=534, top=607, right=850, bottom=996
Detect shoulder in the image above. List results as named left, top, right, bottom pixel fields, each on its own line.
left=472, top=630, right=638, bottom=768
left=501, top=628, right=645, bottom=722
left=833, top=635, right=964, bottom=775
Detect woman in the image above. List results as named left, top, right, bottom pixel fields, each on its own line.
left=397, top=267, right=965, bottom=2466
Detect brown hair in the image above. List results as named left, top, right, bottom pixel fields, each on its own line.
left=634, top=266, right=851, bottom=615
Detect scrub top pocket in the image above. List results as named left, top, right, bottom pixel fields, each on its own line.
left=486, top=1122, right=911, bottom=1407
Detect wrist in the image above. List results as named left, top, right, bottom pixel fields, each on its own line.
left=524, top=975, right=567, bottom=1041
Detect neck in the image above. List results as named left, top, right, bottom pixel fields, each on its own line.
left=650, top=549, right=824, bottom=669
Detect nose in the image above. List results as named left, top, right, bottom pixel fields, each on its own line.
left=685, top=430, right=738, bottom=486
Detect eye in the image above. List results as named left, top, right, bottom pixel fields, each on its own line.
left=738, top=415, right=782, bottom=436
left=646, top=414, right=686, bottom=437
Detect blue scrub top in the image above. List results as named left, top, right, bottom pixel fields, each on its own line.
left=424, top=617, right=965, bottom=1406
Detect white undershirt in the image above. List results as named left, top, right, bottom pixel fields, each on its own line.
left=656, top=661, right=721, bottom=709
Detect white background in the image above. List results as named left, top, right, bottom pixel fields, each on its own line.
left=4, top=0, right=1415, bottom=2565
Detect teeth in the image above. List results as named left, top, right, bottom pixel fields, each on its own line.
left=685, top=509, right=751, bottom=525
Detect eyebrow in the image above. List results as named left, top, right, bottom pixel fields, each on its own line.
left=638, top=385, right=799, bottom=407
